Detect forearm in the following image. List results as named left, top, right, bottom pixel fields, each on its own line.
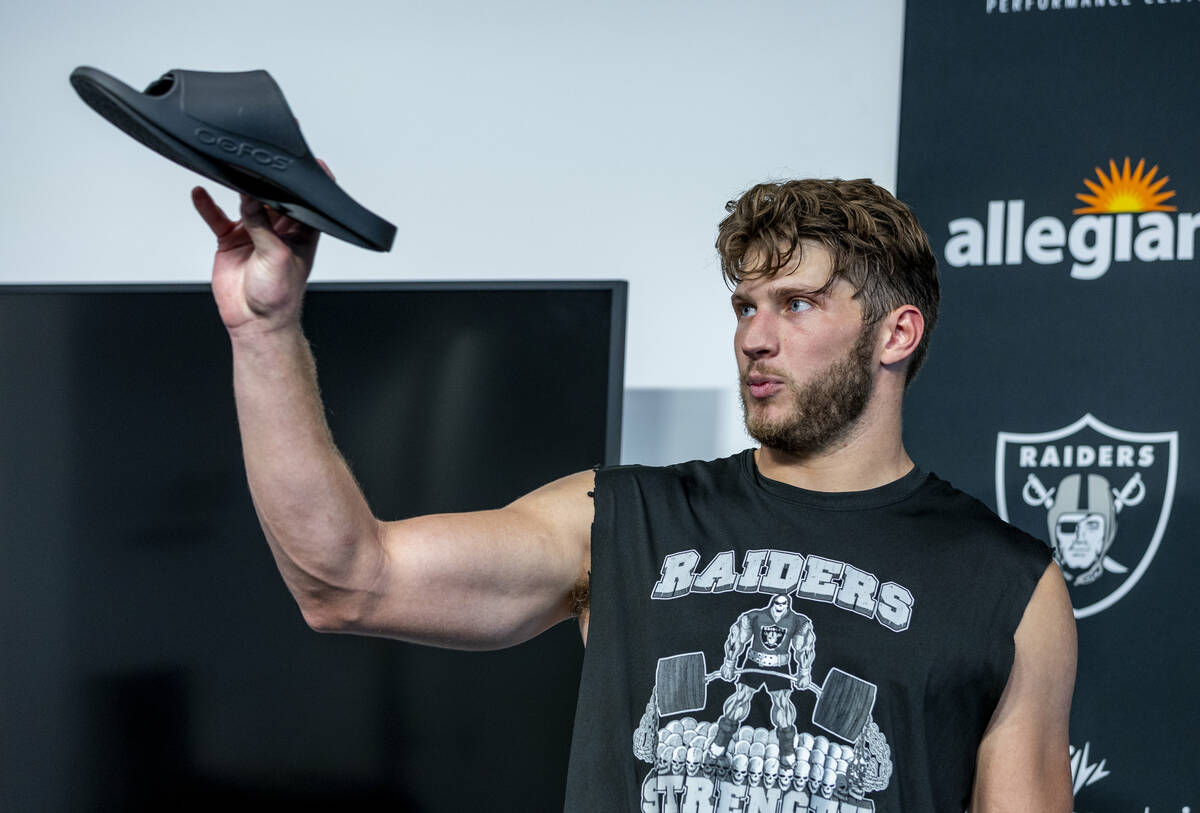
left=230, top=322, right=381, bottom=627
left=724, top=619, right=749, bottom=665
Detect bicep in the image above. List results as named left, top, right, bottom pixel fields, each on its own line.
left=351, top=470, right=594, bottom=650
left=971, top=561, right=1076, bottom=812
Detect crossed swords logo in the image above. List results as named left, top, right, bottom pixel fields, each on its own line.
left=1021, top=471, right=1145, bottom=582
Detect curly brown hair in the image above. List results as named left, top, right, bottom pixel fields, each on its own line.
left=716, top=178, right=939, bottom=384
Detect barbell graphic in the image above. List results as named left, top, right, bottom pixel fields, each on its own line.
left=653, top=651, right=877, bottom=743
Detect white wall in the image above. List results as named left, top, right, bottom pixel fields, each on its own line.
left=0, top=0, right=905, bottom=463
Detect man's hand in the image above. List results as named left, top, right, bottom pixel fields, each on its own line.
left=192, top=187, right=320, bottom=336
left=721, top=661, right=737, bottom=682
left=791, top=671, right=810, bottom=692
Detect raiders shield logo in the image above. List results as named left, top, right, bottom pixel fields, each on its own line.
left=760, top=624, right=786, bottom=651
left=995, top=414, right=1178, bottom=618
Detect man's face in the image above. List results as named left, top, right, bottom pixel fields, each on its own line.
left=771, top=596, right=789, bottom=619
left=1055, top=511, right=1107, bottom=569
left=732, top=243, right=877, bottom=459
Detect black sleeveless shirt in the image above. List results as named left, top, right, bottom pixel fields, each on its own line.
left=563, top=451, right=1051, bottom=813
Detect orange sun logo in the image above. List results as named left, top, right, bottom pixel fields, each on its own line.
left=1073, top=157, right=1177, bottom=215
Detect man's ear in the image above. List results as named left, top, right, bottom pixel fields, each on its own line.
left=878, top=305, right=924, bottom=368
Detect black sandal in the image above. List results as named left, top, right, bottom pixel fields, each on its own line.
left=70, top=66, right=396, bottom=252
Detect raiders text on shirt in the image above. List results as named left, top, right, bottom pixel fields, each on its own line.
left=651, top=549, right=914, bottom=632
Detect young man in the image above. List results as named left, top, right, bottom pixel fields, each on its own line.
left=194, top=177, right=1075, bottom=812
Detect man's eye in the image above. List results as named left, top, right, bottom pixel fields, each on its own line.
left=738, top=304, right=756, bottom=317
left=788, top=299, right=811, bottom=313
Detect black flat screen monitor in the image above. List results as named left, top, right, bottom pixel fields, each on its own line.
left=0, top=282, right=626, bottom=812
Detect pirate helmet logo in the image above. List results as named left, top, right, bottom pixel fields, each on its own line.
left=760, top=625, right=786, bottom=651
left=996, top=414, right=1178, bottom=618
left=1040, top=472, right=1143, bottom=586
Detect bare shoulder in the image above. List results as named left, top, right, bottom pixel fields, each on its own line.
left=509, top=469, right=596, bottom=632
left=506, top=469, right=596, bottom=625
left=971, top=561, right=1076, bottom=812
left=355, top=469, right=596, bottom=650
left=1015, top=562, right=1077, bottom=670
left=506, top=468, right=596, bottom=536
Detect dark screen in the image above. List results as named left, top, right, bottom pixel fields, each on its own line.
left=0, top=282, right=625, bottom=812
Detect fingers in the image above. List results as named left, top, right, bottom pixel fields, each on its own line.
left=192, top=187, right=236, bottom=239
left=196, top=187, right=317, bottom=257
left=316, top=158, right=335, bottom=181
left=239, top=194, right=285, bottom=255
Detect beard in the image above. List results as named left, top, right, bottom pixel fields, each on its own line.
left=740, top=325, right=876, bottom=459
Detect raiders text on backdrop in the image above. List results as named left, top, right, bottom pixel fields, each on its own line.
left=1017, top=444, right=1156, bottom=468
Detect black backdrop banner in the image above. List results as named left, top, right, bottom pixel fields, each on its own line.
left=898, top=2, right=1197, bottom=811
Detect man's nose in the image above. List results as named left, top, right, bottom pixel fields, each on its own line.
left=739, top=313, right=778, bottom=359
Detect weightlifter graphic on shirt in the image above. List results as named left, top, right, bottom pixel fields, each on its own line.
left=634, top=589, right=894, bottom=809
left=704, top=594, right=815, bottom=770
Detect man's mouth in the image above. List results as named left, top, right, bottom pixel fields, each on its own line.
left=746, top=373, right=784, bottom=399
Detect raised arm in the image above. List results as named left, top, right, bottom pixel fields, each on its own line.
left=970, top=561, right=1076, bottom=812
left=194, top=187, right=593, bottom=651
